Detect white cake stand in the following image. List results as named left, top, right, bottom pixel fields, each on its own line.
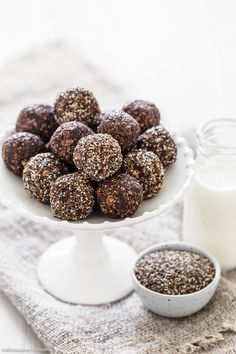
left=0, top=127, right=193, bottom=305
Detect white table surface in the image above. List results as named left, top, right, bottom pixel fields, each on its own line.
left=1, top=0, right=236, bottom=352
left=0, top=292, right=45, bottom=353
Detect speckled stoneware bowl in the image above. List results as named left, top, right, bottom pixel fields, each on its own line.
left=132, top=241, right=221, bottom=318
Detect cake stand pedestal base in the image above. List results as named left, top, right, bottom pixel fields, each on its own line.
left=37, top=230, right=137, bottom=305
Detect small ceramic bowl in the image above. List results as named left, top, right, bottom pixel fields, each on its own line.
left=132, top=241, right=221, bottom=318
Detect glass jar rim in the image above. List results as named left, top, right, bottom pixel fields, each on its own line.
left=197, top=118, right=236, bottom=151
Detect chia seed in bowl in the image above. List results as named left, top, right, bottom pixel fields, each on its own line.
left=134, top=249, right=215, bottom=295
left=132, top=242, right=221, bottom=318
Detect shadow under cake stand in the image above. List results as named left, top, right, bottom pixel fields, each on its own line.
left=0, top=128, right=193, bottom=305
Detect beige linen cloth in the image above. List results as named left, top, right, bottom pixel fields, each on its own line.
left=1, top=42, right=236, bottom=354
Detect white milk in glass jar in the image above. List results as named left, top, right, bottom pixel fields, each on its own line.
left=183, top=119, right=236, bottom=270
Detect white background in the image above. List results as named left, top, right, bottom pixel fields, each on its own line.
left=0, top=0, right=236, bottom=351
left=1, top=0, right=236, bottom=136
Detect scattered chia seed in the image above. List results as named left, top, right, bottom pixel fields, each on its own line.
left=134, top=250, right=215, bottom=295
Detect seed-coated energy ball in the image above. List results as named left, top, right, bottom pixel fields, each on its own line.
left=54, top=87, right=100, bottom=126
left=23, top=152, right=68, bottom=204
left=16, top=104, right=58, bottom=142
left=96, top=173, right=143, bottom=219
left=50, top=121, right=94, bottom=163
left=123, top=149, right=164, bottom=199
left=2, top=132, right=45, bottom=176
left=123, top=100, right=160, bottom=132
left=50, top=173, right=95, bottom=220
left=73, top=134, right=122, bottom=182
left=137, top=126, right=177, bottom=168
left=97, top=109, right=141, bottom=152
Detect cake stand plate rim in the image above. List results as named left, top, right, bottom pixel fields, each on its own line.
left=0, top=126, right=194, bottom=231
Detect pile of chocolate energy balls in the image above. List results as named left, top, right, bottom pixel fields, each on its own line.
left=2, top=87, right=177, bottom=221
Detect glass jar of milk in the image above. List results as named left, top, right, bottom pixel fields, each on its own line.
left=183, top=118, right=236, bottom=270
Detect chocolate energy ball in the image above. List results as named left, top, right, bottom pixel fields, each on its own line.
left=123, top=100, right=160, bottom=132
left=50, top=121, right=94, bottom=163
left=73, top=134, right=122, bottom=182
left=96, top=173, right=143, bottom=219
left=23, top=152, right=68, bottom=204
left=16, top=104, right=58, bottom=142
left=50, top=173, right=95, bottom=220
left=97, top=109, right=141, bottom=152
left=54, top=87, right=100, bottom=126
left=123, top=149, right=164, bottom=199
left=2, top=132, right=45, bottom=176
left=138, top=126, right=177, bottom=168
